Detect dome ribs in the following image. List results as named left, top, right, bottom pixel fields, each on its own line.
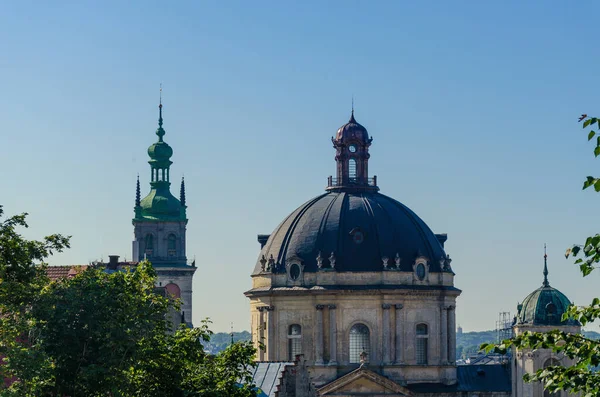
left=277, top=194, right=328, bottom=269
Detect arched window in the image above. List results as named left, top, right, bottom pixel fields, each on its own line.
left=349, top=323, right=370, bottom=364
left=543, top=358, right=560, bottom=397
left=145, top=234, right=154, bottom=256
left=416, top=323, right=428, bottom=365
left=288, top=324, right=302, bottom=361
left=348, top=159, right=357, bottom=182
left=168, top=234, right=177, bottom=256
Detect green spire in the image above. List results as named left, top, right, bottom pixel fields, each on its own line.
left=135, top=174, right=141, bottom=207
left=156, top=92, right=165, bottom=142
left=180, top=176, right=186, bottom=207
left=543, top=243, right=549, bottom=287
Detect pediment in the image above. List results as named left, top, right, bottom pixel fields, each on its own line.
left=318, top=367, right=413, bottom=396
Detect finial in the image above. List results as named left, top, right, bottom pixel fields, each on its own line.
left=230, top=322, right=234, bottom=345
left=180, top=176, right=186, bottom=206
left=135, top=174, right=141, bottom=207
left=350, top=96, right=356, bottom=122
left=543, top=243, right=549, bottom=287
left=156, top=84, right=165, bottom=142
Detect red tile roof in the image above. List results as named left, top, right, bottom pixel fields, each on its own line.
left=45, top=265, right=89, bottom=281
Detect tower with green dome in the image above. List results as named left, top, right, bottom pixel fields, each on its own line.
left=132, top=98, right=196, bottom=326
left=512, top=246, right=580, bottom=397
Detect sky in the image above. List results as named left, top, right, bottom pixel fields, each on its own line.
left=2, top=1, right=600, bottom=333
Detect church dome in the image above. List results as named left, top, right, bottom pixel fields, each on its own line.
left=516, top=286, right=575, bottom=326
left=139, top=189, right=182, bottom=220
left=254, top=191, right=448, bottom=274
left=335, top=111, right=369, bottom=142
left=515, top=251, right=578, bottom=326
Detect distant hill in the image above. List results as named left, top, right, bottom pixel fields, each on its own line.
left=204, top=328, right=600, bottom=358
left=203, top=331, right=251, bottom=355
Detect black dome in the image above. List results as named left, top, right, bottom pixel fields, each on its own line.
left=254, top=191, right=448, bottom=274
left=335, top=112, right=369, bottom=142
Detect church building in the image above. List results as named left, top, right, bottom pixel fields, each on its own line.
left=131, top=99, right=196, bottom=326
left=245, top=112, right=579, bottom=397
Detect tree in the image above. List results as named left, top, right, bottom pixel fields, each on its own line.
left=483, top=115, right=600, bottom=397
left=0, top=207, right=258, bottom=396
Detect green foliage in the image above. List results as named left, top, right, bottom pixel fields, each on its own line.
left=0, top=207, right=258, bottom=396
left=483, top=116, right=600, bottom=397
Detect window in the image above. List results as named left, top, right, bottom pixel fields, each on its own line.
left=288, top=324, right=302, bottom=361
left=416, top=263, right=426, bottom=280
left=416, top=323, right=428, bottom=365
left=145, top=234, right=154, bottom=256
left=289, top=264, right=300, bottom=280
left=543, top=358, right=560, bottom=397
left=168, top=234, right=176, bottom=257
left=348, top=159, right=357, bottom=182
left=349, top=323, right=370, bottom=364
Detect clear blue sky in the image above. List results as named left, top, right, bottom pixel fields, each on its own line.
left=3, top=1, right=600, bottom=333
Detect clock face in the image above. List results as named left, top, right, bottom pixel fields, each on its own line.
left=349, top=145, right=357, bottom=153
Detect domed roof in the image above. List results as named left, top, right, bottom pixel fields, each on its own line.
left=516, top=252, right=578, bottom=326
left=516, top=286, right=576, bottom=326
left=148, top=141, right=173, bottom=161
left=254, top=191, right=448, bottom=274
left=138, top=188, right=183, bottom=221
left=335, top=111, right=369, bottom=142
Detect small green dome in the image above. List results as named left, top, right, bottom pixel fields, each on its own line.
left=516, top=286, right=577, bottom=326
left=148, top=141, right=173, bottom=161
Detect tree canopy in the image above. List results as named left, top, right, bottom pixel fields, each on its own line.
left=0, top=206, right=258, bottom=396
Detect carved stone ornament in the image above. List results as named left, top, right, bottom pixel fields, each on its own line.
left=267, top=254, right=275, bottom=272
left=316, top=251, right=324, bottom=269
left=382, top=303, right=391, bottom=310
left=260, top=255, right=267, bottom=272
left=395, top=304, right=404, bottom=310
left=444, top=254, right=453, bottom=271
left=395, top=253, right=401, bottom=269
left=329, top=252, right=336, bottom=269
left=382, top=256, right=389, bottom=270
left=328, top=304, right=336, bottom=309
left=316, top=304, right=325, bottom=310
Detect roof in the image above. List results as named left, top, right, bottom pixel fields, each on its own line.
left=517, top=285, right=578, bottom=326
left=335, top=111, right=369, bottom=142
left=250, top=362, right=293, bottom=397
left=407, top=364, right=511, bottom=393
left=46, top=265, right=89, bottom=280
left=254, top=191, right=449, bottom=274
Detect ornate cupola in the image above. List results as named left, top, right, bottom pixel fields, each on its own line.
left=327, top=109, right=378, bottom=192
left=133, top=99, right=186, bottom=223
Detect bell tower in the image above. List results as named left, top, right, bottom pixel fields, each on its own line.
left=327, top=109, right=378, bottom=192
left=132, top=96, right=196, bottom=326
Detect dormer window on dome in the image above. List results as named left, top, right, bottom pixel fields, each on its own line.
left=327, top=110, right=378, bottom=192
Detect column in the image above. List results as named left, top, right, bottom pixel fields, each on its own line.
left=440, top=305, right=448, bottom=364
left=394, top=304, right=403, bottom=364
left=328, top=304, right=338, bottom=365
left=257, top=307, right=266, bottom=361
left=447, top=305, right=456, bottom=364
left=266, top=306, right=275, bottom=360
left=382, top=304, right=391, bottom=364
left=315, top=305, right=325, bottom=365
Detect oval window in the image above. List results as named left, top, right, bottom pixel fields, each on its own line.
left=416, top=263, right=426, bottom=280
left=290, top=264, right=301, bottom=280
